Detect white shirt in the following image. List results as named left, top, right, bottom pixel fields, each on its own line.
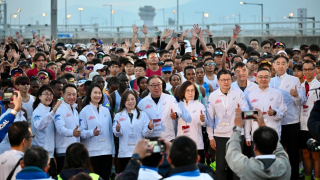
left=269, top=73, right=306, bottom=125
left=80, top=102, right=115, bottom=157
left=166, top=82, right=172, bottom=91
left=138, top=166, right=162, bottom=180
left=138, top=92, right=182, bottom=141
left=300, top=78, right=320, bottom=131
left=231, top=80, right=258, bottom=100
left=206, top=88, right=249, bottom=139
left=177, top=100, right=206, bottom=150
left=22, top=95, right=34, bottom=123
left=246, top=87, right=287, bottom=141
left=113, top=109, right=152, bottom=158
left=179, top=72, right=187, bottom=83
left=0, top=150, right=24, bottom=180
left=164, top=173, right=213, bottom=180
left=204, top=74, right=219, bottom=92
left=31, top=103, right=56, bottom=158
left=54, top=101, right=80, bottom=154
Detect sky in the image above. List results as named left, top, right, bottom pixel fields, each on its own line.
left=3, top=0, right=320, bottom=28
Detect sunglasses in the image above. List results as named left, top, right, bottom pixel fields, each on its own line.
left=86, top=66, right=94, bottom=70
left=39, top=75, right=48, bottom=80
left=13, top=73, right=23, bottom=77
left=260, top=61, right=271, bottom=65
left=163, top=71, right=172, bottom=74
left=228, top=54, right=235, bottom=57
left=65, top=67, right=73, bottom=72
left=214, top=51, right=223, bottom=55
left=191, top=56, right=197, bottom=60
left=97, top=55, right=103, bottom=58
left=139, top=52, right=146, bottom=56
left=20, top=65, right=29, bottom=69
left=68, top=79, right=75, bottom=83
left=18, top=81, right=30, bottom=86
left=149, top=55, right=158, bottom=58
left=98, top=69, right=105, bottom=72
left=205, top=62, right=217, bottom=66
left=274, top=42, right=284, bottom=46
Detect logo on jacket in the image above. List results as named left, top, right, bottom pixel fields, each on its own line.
left=145, top=104, right=153, bottom=109
left=251, top=99, right=259, bottom=103
left=54, top=115, right=61, bottom=122
left=270, top=98, right=274, bottom=101
left=66, top=113, right=71, bottom=117
left=215, top=99, right=221, bottom=104
left=163, top=102, right=166, bottom=105
left=119, top=117, right=126, bottom=121
left=34, top=115, right=41, bottom=121
left=233, top=97, right=236, bottom=100
left=216, top=84, right=219, bottom=87
left=88, top=116, right=95, bottom=120
left=286, top=85, right=289, bottom=88
left=193, top=110, right=196, bottom=113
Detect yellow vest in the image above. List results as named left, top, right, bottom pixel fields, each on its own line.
left=57, top=173, right=100, bottom=180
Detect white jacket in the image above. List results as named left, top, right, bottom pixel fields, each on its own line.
left=80, top=102, right=115, bottom=157
left=0, top=109, right=26, bottom=154
left=231, top=80, right=258, bottom=99
left=206, top=88, right=249, bottom=139
left=177, top=100, right=206, bottom=150
left=245, top=87, right=287, bottom=141
left=113, top=109, right=152, bottom=158
left=138, top=92, right=182, bottom=141
left=269, top=73, right=306, bottom=125
left=54, top=101, right=80, bottom=154
left=31, top=103, right=56, bottom=158
left=300, top=78, right=320, bottom=131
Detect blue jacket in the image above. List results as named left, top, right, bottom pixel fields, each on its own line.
left=16, top=166, right=52, bottom=179
left=0, top=113, right=15, bottom=142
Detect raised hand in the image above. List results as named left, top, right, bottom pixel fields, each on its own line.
left=73, top=125, right=81, bottom=137
left=183, top=29, right=189, bottom=37
left=168, top=29, right=175, bottom=37
left=148, top=119, right=154, bottom=130
left=173, top=39, right=180, bottom=50
left=53, top=100, right=63, bottom=113
left=116, top=121, right=121, bottom=132
left=132, top=24, right=139, bottom=35
left=200, top=110, right=205, bottom=122
left=290, top=85, right=299, bottom=97
left=192, top=24, right=201, bottom=36
left=51, top=36, right=57, bottom=46
left=204, top=29, right=212, bottom=36
left=190, top=35, right=197, bottom=48
left=234, top=103, right=244, bottom=127
left=190, top=28, right=197, bottom=37
left=233, top=25, right=242, bottom=36
left=93, top=126, right=100, bottom=136
left=170, top=109, right=177, bottom=120
left=252, top=108, right=266, bottom=127
left=267, top=106, right=274, bottom=116
left=12, top=50, right=20, bottom=61
left=41, top=35, right=46, bottom=43
left=141, top=25, right=148, bottom=35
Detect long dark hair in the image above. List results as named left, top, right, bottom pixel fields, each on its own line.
left=33, top=85, right=54, bottom=110
left=116, top=90, right=141, bottom=119
left=63, top=142, right=94, bottom=172
left=83, top=83, right=104, bottom=107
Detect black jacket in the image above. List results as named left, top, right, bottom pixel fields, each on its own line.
left=308, top=100, right=320, bottom=142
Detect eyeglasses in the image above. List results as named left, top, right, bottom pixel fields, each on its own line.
left=214, top=51, right=223, bottom=55
left=163, top=71, right=172, bottom=74
left=68, top=79, right=75, bottom=83
left=65, top=67, right=73, bottom=72
left=148, top=83, right=162, bottom=88
left=12, top=73, right=23, bottom=77
left=303, top=68, right=314, bottom=72
left=257, top=76, right=270, bottom=79
left=41, top=93, right=53, bottom=97
left=205, top=62, right=217, bottom=66
left=18, top=82, right=30, bottom=86
left=263, top=46, right=271, bottom=50
left=39, top=75, right=48, bottom=80
left=191, top=56, right=197, bottom=60
left=86, top=66, right=94, bottom=70
left=139, top=52, right=146, bottom=56
left=26, top=134, right=35, bottom=139
left=186, top=89, right=195, bottom=93
left=228, top=54, right=235, bottom=57
left=149, top=55, right=158, bottom=58
left=20, top=65, right=29, bottom=69
left=219, top=79, right=231, bottom=82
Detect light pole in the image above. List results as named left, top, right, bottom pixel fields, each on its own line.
left=102, top=4, right=113, bottom=34
left=288, top=14, right=316, bottom=35
left=65, top=0, right=67, bottom=28
left=232, top=12, right=241, bottom=23
left=195, top=11, right=205, bottom=28
left=67, top=14, right=71, bottom=28
left=204, top=13, right=209, bottom=24
left=13, top=14, right=17, bottom=25
left=42, top=13, right=46, bottom=24
left=156, top=8, right=165, bottom=25
left=17, top=8, right=21, bottom=26
left=240, top=2, right=263, bottom=32
left=173, top=10, right=176, bottom=27
left=78, top=7, right=83, bottom=25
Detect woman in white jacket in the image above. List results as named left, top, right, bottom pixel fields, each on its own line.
left=177, top=81, right=207, bottom=163
left=113, top=90, right=154, bottom=173
left=31, top=85, right=62, bottom=177
left=79, top=83, right=115, bottom=180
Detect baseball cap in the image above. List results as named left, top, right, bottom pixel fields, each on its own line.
left=78, top=55, right=87, bottom=63
left=37, top=70, right=49, bottom=77
left=273, top=42, right=285, bottom=48
left=86, top=51, right=95, bottom=56
left=293, top=48, right=301, bottom=52
left=88, top=72, right=100, bottom=81
left=161, top=66, right=172, bottom=72
left=10, top=68, right=23, bottom=76
left=96, top=52, right=105, bottom=57
left=76, top=79, right=87, bottom=86
left=277, top=50, right=287, bottom=55
left=125, top=60, right=134, bottom=65
left=138, top=51, right=147, bottom=59
left=247, top=57, right=258, bottom=63
left=246, top=46, right=254, bottom=54
left=115, top=47, right=124, bottom=54
left=19, top=61, right=31, bottom=68
left=93, top=64, right=105, bottom=72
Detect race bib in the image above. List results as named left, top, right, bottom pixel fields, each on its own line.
left=182, top=125, right=190, bottom=136
left=128, top=134, right=137, bottom=146
left=303, top=105, right=309, bottom=117
left=153, top=119, right=162, bottom=131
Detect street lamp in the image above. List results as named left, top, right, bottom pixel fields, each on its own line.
left=288, top=15, right=316, bottom=35
left=13, top=14, right=17, bottom=25
left=240, top=2, right=263, bottom=31
left=232, top=12, right=241, bottom=23
left=78, top=7, right=83, bottom=25
left=102, top=4, right=113, bottom=33
left=156, top=8, right=165, bottom=25
left=173, top=10, right=176, bottom=25
left=195, top=11, right=205, bottom=27
left=67, top=14, right=71, bottom=27
left=42, top=12, right=46, bottom=24
left=289, top=13, right=293, bottom=17
left=17, top=8, right=21, bottom=26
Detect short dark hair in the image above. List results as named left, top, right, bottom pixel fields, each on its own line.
left=147, top=49, right=157, bottom=57
left=249, top=51, right=260, bottom=58
left=253, top=126, right=278, bottom=154
left=303, top=60, right=316, bottom=69
left=8, top=121, right=30, bottom=147
left=206, top=43, right=216, bottom=49
left=300, top=44, right=309, bottom=53
left=23, top=146, right=49, bottom=170
left=50, top=80, right=63, bottom=89
left=169, top=136, right=198, bottom=167
left=61, top=62, right=73, bottom=71
left=183, top=65, right=195, bottom=75
left=108, top=60, right=120, bottom=67
left=202, top=51, right=213, bottom=59
left=33, top=52, right=47, bottom=62
left=62, top=73, right=75, bottom=80
left=304, top=53, right=316, bottom=62
left=178, top=81, right=199, bottom=101
left=140, top=137, right=163, bottom=167
left=0, top=79, right=14, bottom=88
left=134, top=60, right=147, bottom=71
left=84, top=83, right=104, bottom=106
left=257, top=67, right=270, bottom=73
left=159, top=49, right=169, bottom=57
left=217, top=69, right=231, bottom=80
left=233, top=62, right=246, bottom=71
left=260, top=40, right=272, bottom=48
left=227, top=48, right=237, bottom=55
left=64, top=142, right=93, bottom=172
left=292, top=63, right=303, bottom=71
left=236, top=43, right=247, bottom=55
left=285, top=48, right=294, bottom=58
left=67, top=58, right=78, bottom=65
left=309, top=44, right=320, bottom=52
left=273, top=54, right=289, bottom=63
left=181, top=54, right=192, bottom=62
left=119, top=56, right=129, bottom=66
left=169, top=74, right=181, bottom=82
left=86, top=61, right=95, bottom=66
left=249, top=39, right=259, bottom=45
left=231, top=55, right=243, bottom=64
left=62, top=83, right=77, bottom=94
left=267, top=38, right=276, bottom=45
left=15, top=76, right=29, bottom=85
left=164, top=59, right=174, bottom=64
left=146, top=75, right=163, bottom=85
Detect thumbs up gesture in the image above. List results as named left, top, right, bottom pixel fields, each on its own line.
left=235, top=103, right=242, bottom=116
left=93, top=126, right=100, bottom=136
left=200, top=110, right=205, bottom=122
left=290, top=85, right=299, bottom=97
left=170, top=109, right=177, bottom=120
left=148, top=119, right=154, bottom=130
left=116, top=121, right=121, bottom=132
left=267, top=106, right=275, bottom=116
left=73, top=125, right=81, bottom=137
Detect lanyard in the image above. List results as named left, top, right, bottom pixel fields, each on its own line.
left=220, top=94, right=229, bottom=116
left=257, top=88, right=270, bottom=112
left=274, top=74, right=286, bottom=89
left=63, top=104, right=78, bottom=126
left=90, top=106, right=101, bottom=129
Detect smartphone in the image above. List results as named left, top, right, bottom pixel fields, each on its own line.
left=2, top=92, right=17, bottom=103
left=172, top=33, right=180, bottom=38
left=147, top=140, right=166, bottom=153
left=241, top=111, right=258, bottom=120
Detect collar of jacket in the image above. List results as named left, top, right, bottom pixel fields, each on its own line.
left=168, top=163, right=200, bottom=177
left=62, top=100, right=77, bottom=110
left=146, top=92, right=164, bottom=102
left=38, top=103, right=52, bottom=111
left=16, top=166, right=50, bottom=179
left=89, top=102, right=102, bottom=110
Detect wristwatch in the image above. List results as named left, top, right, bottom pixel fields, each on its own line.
left=233, top=126, right=242, bottom=132
left=273, top=110, right=277, bottom=116
left=132, top=153, right=141, bottom=161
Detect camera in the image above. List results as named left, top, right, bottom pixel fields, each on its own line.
left=2, top=92, right=17, bottom=104
left=241, top=110, right=258, bottom=120
left=307, top=138, right=320, bottom=151
left=147, top=140, right=166, bottom=153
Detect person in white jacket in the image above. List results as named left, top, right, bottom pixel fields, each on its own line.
left=54, top=83, right=81, bottom=174
left=245, top=68, right=287, bottom=156
left=206, top=69, right=249, bottom=180
left=113, top=90, right=154, bottom=173
left=31, top=85, right=62, bottom=177
left=138, top=75, right=182, bottom=142
left=269, top=54, right=306, bottom=179
left=80, top=83, right=115, bottom=180
left=176, top=80, right=207, bottom=163
left=299, top=60, right=320, bottom=179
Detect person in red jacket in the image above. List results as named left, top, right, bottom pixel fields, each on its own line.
left=26, top=52, right=55, bottom=80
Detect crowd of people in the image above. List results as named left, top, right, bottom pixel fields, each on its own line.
left=0, top=23, right=319, bottom=180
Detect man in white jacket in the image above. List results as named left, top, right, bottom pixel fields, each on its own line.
left=206, top=69, right=249, bottom=180
left=269, top=54, right=306, bottom=179
left=54, top=84, right=81, bottom=174
left=245, top=68, right=287, bottom=155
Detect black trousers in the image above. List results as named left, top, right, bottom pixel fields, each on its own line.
left=198, top=150, right=205, bottom=164
left=280, top=123, right=300, bottom=180
left=48, top=158, right=57, bottom=178
left=118, top=157, right=131, bottom=173
left=90, top=155, right=113, bottom=180
left=55, top=156, right=65, bottom=175
left=215, top=136, right=243, bottom=180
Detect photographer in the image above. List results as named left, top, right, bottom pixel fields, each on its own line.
left=225, top=107, right=291, bottom=179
